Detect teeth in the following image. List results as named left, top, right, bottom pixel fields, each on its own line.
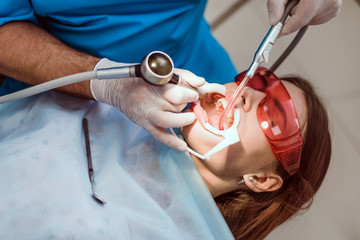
left=226, top=111, right=234, bottom=126
left=215, top=98, right=228, bottom=113
left=216, top=98, right=234, bottom=127
left=218, top=98, right=227, bottom=108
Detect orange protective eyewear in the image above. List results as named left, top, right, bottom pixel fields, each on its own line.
left=235, top=67, right=303, bottom=176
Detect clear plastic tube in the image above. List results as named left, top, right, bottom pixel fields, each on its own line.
left=218, top=75, right=249, bottom=130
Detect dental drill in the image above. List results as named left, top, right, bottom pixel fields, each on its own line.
left=0, top=51, right=209, bottom=103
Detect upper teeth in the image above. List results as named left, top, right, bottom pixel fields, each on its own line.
left=217, top=98, right=227, bottom=108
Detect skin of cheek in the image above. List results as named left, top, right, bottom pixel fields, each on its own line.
left=223, top=82, right=275, bottom=173
left=182, top=117, right=276, bottom=179
left=181, top=117, right=224, bottom=157
left=182, top=121, right=239, bottom=177
left=181, top=109, right=242, bottom=177
left=182, top=106, right=274, bottom=178
left=223, top=116, right=276, bottom=177
left=183, top=81, right=289, bottom=178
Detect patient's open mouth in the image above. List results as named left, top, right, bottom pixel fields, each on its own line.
left=192, top=92, right=235, bottom=131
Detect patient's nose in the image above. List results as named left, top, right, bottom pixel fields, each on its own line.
left=241, top=87, right=266, bottom=113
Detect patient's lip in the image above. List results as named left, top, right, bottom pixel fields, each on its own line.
left=192, top=90, right=235, bottom=130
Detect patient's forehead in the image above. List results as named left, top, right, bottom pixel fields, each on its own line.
left=282, top=81, right=307, bottom=130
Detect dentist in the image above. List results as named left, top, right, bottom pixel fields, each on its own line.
left=0, top=0, right=341, bottom=150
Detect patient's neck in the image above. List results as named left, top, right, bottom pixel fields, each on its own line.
left=191, top=154, right=239, bottom=198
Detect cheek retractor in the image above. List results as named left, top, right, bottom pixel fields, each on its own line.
left=171, top=108, right=240, bottom=160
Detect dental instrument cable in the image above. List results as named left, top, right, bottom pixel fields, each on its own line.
left=269, top=25, right=308, bottom=72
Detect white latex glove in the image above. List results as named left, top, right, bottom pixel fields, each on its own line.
left=90, top=58, right=205, bottom=151
left=267, top=0, right=342, bottom=36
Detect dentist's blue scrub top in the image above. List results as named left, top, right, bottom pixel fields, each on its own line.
left=0, top=0, right=237, bottom=95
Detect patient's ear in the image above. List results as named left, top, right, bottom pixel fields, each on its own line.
left=243, top=173, right=283, bottom=192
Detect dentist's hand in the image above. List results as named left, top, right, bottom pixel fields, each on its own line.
left=267, top=0, right=342, bottom=36
left=90, top=58, right=205, bottom=151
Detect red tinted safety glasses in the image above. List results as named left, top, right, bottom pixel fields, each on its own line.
left=235, top=67, right=303, bottom=176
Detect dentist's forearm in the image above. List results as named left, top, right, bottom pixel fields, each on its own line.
left=0, top=21, right=100, bottom=98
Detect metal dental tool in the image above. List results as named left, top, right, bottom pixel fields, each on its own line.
left=218, top=0, right=300, bottom=130
left=97, top=51, right=211, bottom=100
left=82, top=118, right=107, bottom=205
left=96, top=51, right=174, bottom=85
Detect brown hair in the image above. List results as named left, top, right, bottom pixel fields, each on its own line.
left=215, top=76, right=332, bottom=240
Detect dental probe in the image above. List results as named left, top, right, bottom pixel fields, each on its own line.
left=83, top=118, right=107, bottom=205
left=0, top=51, right=209, bottom=103
left=218, top=0, right=299, bottom=130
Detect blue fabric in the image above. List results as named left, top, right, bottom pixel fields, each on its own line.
left=0, top=0, right=237, bottom=95
left=0, top=79, right=29, bottom=96
left=0, top=92, right=235, bottom=239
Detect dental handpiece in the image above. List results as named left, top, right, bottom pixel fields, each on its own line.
left=96, top=51, right=174, bottom=85
left=96, top=51, right=210, bottom=99
left=0, top=51, right=208, bottom=103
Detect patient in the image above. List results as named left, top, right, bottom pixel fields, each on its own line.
left=182, top=67, right=331, bottom=240
left=0, top=68, right=330, bottom=240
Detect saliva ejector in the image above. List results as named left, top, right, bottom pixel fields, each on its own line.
left=218, top=0, right=302, bottom=130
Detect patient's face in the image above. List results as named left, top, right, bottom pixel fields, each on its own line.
left=181, top=81, right=306, bottom=178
